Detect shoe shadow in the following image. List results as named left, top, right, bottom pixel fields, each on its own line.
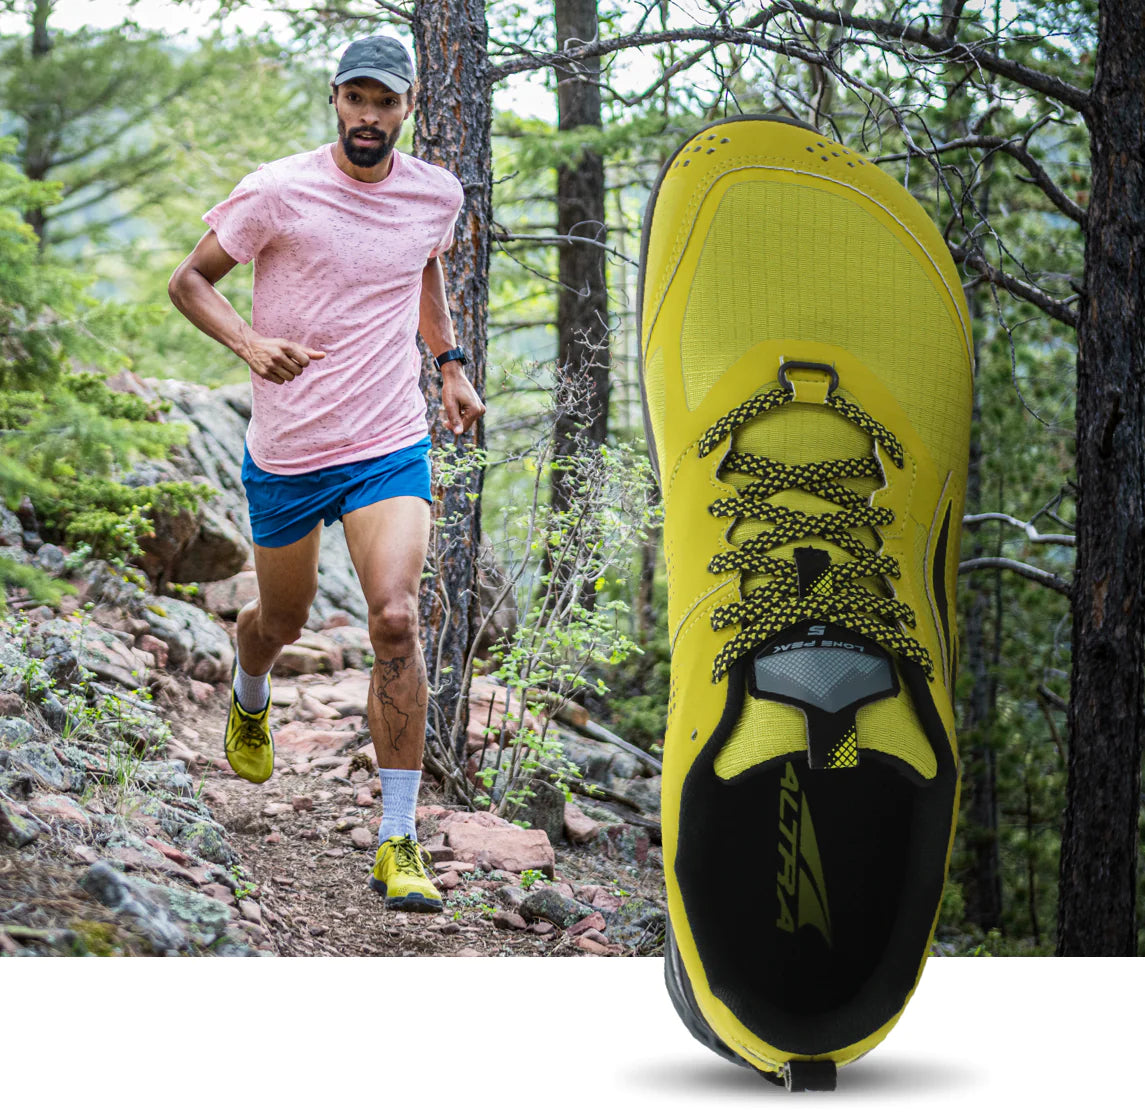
left=625, top=1053, right=974, bottom=1096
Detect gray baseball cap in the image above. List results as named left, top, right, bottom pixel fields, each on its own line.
left=334, top=36, right=415, bottom=92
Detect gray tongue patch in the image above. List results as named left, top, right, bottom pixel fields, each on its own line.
left=747, top=548, right=899, bottom=770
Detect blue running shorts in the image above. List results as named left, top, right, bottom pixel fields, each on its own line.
left=241, top=436, right=432, bottom=549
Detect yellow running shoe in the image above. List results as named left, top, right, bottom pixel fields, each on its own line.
left=638, top=116, right=973, bottom=1090
left=369, top=835, right=443, bottom=913
left=223, top=667, right=275, bottom=784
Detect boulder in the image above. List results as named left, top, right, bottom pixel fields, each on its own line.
left=323, top=625, right=373, bottom=669
left=439, top=811, right=555, bottom=876
left=563, top=801, right=600, bottom=845
left=518, top=886, right=595, bottom=929
left=0, top=798, right=40, bottom=847
left=201, top=571, right=259, bottom=619
left=139, top=596, right=234, bottom=682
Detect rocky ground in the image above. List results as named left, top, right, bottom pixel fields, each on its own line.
left=0, top=374, right=666, bottom=958
left=1, top=563, right=665, bottom=959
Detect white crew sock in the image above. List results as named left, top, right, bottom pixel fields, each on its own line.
left=377, top=768, right=421, bottom=845
left=233, top=660, right=270, bottom=713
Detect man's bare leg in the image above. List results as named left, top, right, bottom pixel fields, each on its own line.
left=341, top=496, right=431, bottom=772
left=235, top=521, right=324, bottom=679
left=223, top=521, right=323, bottom=782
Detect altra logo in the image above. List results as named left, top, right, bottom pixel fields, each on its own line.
left=775, top=761, right=832, bottom=945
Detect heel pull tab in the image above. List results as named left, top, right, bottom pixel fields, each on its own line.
left=782, top=1059, right=837, bottom=1091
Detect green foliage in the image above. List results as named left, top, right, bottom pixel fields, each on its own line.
left=0, top=135, right=208, bottom=590
left=38, top=474, right=214, bottom=560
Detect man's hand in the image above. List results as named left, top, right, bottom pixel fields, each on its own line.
left=239, top=332, right=326, bottom=385
left=441, top=364, right=486, bottom=435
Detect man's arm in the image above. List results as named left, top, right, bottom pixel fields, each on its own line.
left=419, top=255, right=485, bottom=435
left=168, top=230, right=324, bottom=385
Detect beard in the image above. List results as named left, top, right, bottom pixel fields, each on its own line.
left=337, top=116, right=401, bottom=168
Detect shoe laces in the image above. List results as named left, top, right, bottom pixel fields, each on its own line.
left=388, top=836, right=428, bottom=878
left=699, top=370, right=933, bottom=683
left=233, top=707, right=270, bottom=750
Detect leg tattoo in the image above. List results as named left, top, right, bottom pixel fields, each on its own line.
left=370, top=650, right=427, bottom=756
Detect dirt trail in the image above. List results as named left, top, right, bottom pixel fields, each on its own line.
left=176, top=679, right=665, bottom=957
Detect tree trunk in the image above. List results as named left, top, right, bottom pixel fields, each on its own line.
left=21, top=0, right=54, bottom=245
left=411, top=0, right=492, bottom=760
left=550, top=0, right=610, bottom=573
left=1057, top=0, right=1145, bottom=956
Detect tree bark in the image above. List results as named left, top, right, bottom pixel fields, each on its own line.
left=551, top=0, right=610, bottom=562
left=1057, top=0, right=1145, bottom=956
left=411, top=0, right=492, bottom=760
left=21, top=0, right=54, bottom=244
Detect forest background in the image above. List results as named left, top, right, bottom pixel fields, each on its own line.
left=1, top=0, right=1140, bottom=957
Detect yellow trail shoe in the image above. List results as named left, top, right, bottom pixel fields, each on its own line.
left=223, top=670, right=275, bottom=784
left=369, top=835, right=443, bottom=913
left=638, top=116, right=973, bottom=1090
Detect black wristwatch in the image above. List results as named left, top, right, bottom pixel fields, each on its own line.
left=434, top=346, right=468, bottom=371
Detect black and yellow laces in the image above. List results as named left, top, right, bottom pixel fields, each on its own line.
left=698, top=366, right=934, bottom=683
left=231, top=708, right=271, bottom=750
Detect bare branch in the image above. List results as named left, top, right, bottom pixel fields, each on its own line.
left=781, top=1, right=1091, bottom=115
left=370, top=0, right=413, bottom=21
left=949, top=241, right=1080, bottom=328
left=492, top=231, right=637, bottom=266
left=958, top=556, right=1072, bottom=596
left=963, top=512, right=1076, bottom=546
left=877, top=133, right=1087, bottom=226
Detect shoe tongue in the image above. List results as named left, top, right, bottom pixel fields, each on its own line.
left=713, top=548, right=937, bottom=781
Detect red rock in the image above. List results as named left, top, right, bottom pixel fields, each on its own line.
left=29, top=796, right=91, bottom=827
left=581, top=928, right=609, bottom=945
left=202, top=882, right=237, bottom=906
left=435, top=871, right=461, bottom=890
left=455, top=947, right=481, bottom=957
left=0, top=693, right=24, bottom=716
left=563, top=801, right=599, bottom=844
left=188, top=679, right=215, bottom=703
left=201, top=571, right=259, bottom=619
left=433, top=859, right=476, bottom=872
left=144, top=837, right=190, bottom=866
left=264, top=832, right=282, bottom=845
left=443, top=818, right=555, bottom=877
left=578, top=886, right=622, bottom=913
left=238, top=899, right=262, bottom=924
left=355, top=786, right=378, bottom=807
left=567, top=912, right=607, bottom=937
left=275, top=723, right=357, bottom=760
left=291, top=795, right=314, bottom=812
left=530, top=921, right=555, bottom=936
left=576, top=935, right=613, bottom=955
left=492, top=910, right=528, bottom=931
left=263, top=802, right=290, bottom=817
left=550, top=881, right=575, bottom=899
left=321, top=611, right=353, bottom=629
left=137, top=634, right=169, bottom=668
left=71, top=845, right=99, bottom=865
left=297, top=692, right=340, bottom=721
left=437, top=810, right=513, bottom=831
left=350, top=827, right=373, bottom=850
left=416, top=804, right=451, bottom=821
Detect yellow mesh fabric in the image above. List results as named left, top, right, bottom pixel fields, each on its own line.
left=643, top=345, right=666, bottom=463
left=714, top=699, right=806, bottom=779
left=856, top=690, right=936, bottom=779
left=680, top=180, right=968, bottom=483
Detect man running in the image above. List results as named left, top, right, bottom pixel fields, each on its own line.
left=168, top=35, right=484, bottom=913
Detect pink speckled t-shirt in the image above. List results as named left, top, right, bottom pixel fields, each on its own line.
left=203, top=143, right=464, bottom=475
